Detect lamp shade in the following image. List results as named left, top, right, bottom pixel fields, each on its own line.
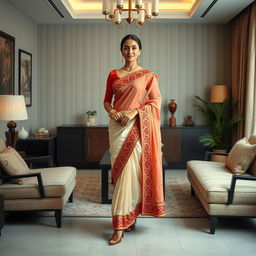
left=0, top=95, right=28, bottom=121
left=210, top=85, right=229, bottom=103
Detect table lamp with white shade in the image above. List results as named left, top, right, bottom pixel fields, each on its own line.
left=0, top=95, right=28, bottom=148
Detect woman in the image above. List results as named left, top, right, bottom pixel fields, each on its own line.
left=103, top=34, right=166, bottom=246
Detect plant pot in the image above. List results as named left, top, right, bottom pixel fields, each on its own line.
left=211, top=149, right=227, bottom=162
left=86, top=116, right=96, bottom=126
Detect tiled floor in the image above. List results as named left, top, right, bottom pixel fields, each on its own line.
left=0, top=170, right=256, bottom=256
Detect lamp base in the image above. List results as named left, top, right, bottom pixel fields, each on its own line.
left=5, top=131, right=18, bottom=148
left=7, top=120, right=17, bottom=132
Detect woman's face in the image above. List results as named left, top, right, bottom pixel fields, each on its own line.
left=121, top=39, right=141, bottom=63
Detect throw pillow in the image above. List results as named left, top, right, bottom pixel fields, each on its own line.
left=0, top=146, right=30, bottom=184
left=0, top=139, right=6, bottom=153
left=225, top=137, right=256, bottom=174
left=248, top=135, right=256, bottom=176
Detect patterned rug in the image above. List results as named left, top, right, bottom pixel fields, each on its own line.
left=62, top=176, right=207, bottom=218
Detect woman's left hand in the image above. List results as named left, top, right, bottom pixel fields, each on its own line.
left=120, top=110, right=138, bottom=127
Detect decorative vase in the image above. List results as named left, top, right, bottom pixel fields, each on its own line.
left=18, top=126, right=29, bottom=139
left=168, top=99, right=177, bottom=127
left=86, top=116, right=96, bottom=126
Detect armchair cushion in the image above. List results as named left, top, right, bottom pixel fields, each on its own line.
left=248, top=135, right=256, bottom=176
left=187, top=160, right=256, bottom=205
left=0, top=166, right=76, bottom=200
left=0, top=146, right=30, bottom=184
left=225, top=137, right=256, bottom=174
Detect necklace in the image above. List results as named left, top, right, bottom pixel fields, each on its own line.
left=122, top=65, right=138, bottom=72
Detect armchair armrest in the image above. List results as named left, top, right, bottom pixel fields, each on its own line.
left=0, top=172, right=45, bottom=198
left=204, top=151, right=229, bottom=161
left=228, top=175, right=256, bottom=204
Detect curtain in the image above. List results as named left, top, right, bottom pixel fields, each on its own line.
left=245, top=3, right=256, bottom=136
left=230, top=5, right=250, bottom=140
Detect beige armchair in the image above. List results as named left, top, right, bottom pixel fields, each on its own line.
left=187, top=135, right=256, bottom=234
left=0, top=139, right=76, bottom=228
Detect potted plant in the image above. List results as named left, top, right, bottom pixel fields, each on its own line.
left=194, top=96, right=243, bottom=161
left=86, top=110, right=97, bottom=126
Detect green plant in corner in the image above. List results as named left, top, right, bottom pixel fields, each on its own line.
left=86, top=110, right=97, bottom=117
left=194, top=96, right=243, bottom=150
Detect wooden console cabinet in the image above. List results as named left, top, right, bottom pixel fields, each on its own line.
left=57, top=125, right=109, bottom=168
left=57, top=125, right=208, bottom=169
left=161, top=126, right=209, bottom=168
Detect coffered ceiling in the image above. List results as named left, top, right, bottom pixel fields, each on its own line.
left=8, top=0, right=255, bottom=24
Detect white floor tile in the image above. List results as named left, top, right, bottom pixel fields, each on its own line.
left=0, top=169, right=255, bottom=256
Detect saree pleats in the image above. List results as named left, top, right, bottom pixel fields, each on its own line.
left=109, top=117, right=142, bottom=230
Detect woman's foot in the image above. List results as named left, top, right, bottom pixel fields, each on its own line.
left=125, top=220, right=137, bottom=232
left=108, top=230, right=124, bottom=246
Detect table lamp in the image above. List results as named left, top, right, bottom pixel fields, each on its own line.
left=0, top=95, right=28, bottom=148
left=210, top=85, right=229, bottom=103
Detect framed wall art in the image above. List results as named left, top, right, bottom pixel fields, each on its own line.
left=19, top=49, right=32, bottom=106
left=0, top=31, right=15, bottom=95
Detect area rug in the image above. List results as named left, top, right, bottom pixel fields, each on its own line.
left=62, top=176, right=207, bottom=218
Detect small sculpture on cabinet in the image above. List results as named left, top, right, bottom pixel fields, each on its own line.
left=184, top=115, right=195, bottom=126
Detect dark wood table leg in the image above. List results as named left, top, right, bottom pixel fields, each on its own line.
left=101, top=167, right=111, bottom=204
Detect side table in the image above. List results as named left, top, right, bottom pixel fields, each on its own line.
left=0, top=195, right=4, bottom=236
left=16, top=136, right=56, bottom=167
left=24, top=155, right=54, bottom=168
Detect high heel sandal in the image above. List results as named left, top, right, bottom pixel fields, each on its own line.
left=108, top=231, right=124, bottom=246
left=125, top=220, right=136, bottom=232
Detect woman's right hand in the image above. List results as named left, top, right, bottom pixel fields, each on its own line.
left=109, top=109, right=123, bottom=122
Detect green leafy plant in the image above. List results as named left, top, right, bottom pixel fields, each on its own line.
left=194, top=96, right=243, bottom=149
left=86, top=110, right=97, bottom=117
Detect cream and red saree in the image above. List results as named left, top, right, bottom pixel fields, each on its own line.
left=108, top=69, right=166, bottom=230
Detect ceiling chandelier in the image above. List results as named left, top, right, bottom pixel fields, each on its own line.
left=102, top=0, right=159, bottom=27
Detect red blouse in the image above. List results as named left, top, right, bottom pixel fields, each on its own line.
left=103, top=70, right=120, bottom=103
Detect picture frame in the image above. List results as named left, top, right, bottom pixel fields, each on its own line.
left=0, top=31, right=15, bottom=95
left=19, top=49, right=32, bottom=106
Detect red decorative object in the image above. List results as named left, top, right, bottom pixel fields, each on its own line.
left=168, top=99, right=177, bottom=127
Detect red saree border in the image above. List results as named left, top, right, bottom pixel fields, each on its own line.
left=113, top=202, right=142, bottom=230
left=113, top=69, right=151, bottom=90
left=112, top=119, right=140, bottom=184
left=139, top=105, right=166, bottom=217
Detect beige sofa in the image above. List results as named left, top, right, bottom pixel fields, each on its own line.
left=0, top=139, right=76, bottom=228
left=187, top=136, right=256, bottom=234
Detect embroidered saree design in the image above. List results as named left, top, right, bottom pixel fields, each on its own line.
left=108, top=69, right=166, bottom=230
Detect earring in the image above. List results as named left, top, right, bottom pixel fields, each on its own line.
left=122, top=57, right=124, bottom=63
left=138, top=57, right=140, bottom=64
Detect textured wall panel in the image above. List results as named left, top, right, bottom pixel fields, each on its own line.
left=38, top=23, right=231, bottom=132
left=0, top=0, right=38, bottom=138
